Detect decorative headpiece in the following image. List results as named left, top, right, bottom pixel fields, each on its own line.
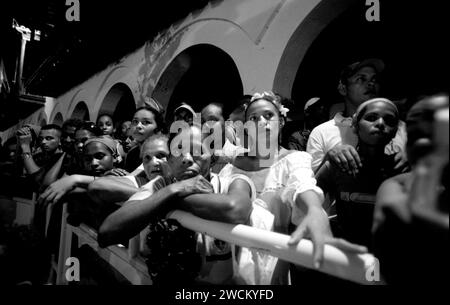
left=247, top=91, right=290, bottom=118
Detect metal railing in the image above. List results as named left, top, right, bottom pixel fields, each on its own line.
left=168, top=210, right=380, bottom=285
left=56, top=204, right=380, bottom=285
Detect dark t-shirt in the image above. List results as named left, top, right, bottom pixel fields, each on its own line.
left=124, top=145, right=141, bottom=173
left=315, top=155, right=398, bottom=249
left=287, top=130, right=310, bottom=151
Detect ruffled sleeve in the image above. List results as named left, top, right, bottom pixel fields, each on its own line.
left=219, top=172, right=257, bottom=201
left=280, top=151, right=324, bottom=225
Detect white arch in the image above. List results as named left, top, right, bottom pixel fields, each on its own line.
left=71, top=101, right=90, bottom=120
left=50, top=102, right=65, bottom=124
left=52, top=0, right=361, bottom=120
left=137, top=19, right=264, bottom=103
left=92, top=66, right=139, bottom=119
left=52, top=112, right=64, bottom=126
left=96, top=82, right=136, bottom=122
left=66, top=88, right=92, bottom=119
left=272, top=0, right=358, bottom=97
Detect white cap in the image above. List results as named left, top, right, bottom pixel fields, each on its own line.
left=304, top=97, right=321, bottom=112
left=174, top=103, right=197, bottom=117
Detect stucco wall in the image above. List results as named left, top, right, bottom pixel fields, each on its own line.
left=2, top=0, right=358, bottom=143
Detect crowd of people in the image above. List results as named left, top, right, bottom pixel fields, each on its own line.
left=0, top=58, right=448, bottom=285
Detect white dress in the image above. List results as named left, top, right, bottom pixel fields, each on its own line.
left=218, top=150, right=324, bottom=284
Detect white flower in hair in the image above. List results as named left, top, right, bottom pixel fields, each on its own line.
left=250, top=91, right=290, bottom=117
left=250, top=91, right=271, bottom=102
left=279, top=105, right=289, bottom=117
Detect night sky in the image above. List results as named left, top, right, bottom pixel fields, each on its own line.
left=1, top=0, right=212, bottom=97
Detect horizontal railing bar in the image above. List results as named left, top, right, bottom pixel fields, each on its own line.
left=168, top=210, right=380, bottom=285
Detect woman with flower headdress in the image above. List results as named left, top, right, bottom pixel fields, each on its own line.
left=218, top=91, right=367, bottom=284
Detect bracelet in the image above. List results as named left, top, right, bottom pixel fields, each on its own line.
left=21, top=152, right=32, bottom=159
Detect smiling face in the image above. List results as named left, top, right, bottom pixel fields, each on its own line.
left=245, top=99, right=281, bottom=152
left=38, top=129, right=61, bottom=153
left=343, top=66, right=381, bottom=108
left=169, top=126, right=211, bottom=181
left=83, top=142, right=114, bottom=175
left=141, top=137, right=170, bottom=180
left=131, top=109, right=158, bottom=144
left=356, top=101, right=398, bottom=147
left=97, top=115, right=115, bottom=136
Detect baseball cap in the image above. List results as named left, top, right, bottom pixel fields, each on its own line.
left=339, top=58, right=385, bottom=83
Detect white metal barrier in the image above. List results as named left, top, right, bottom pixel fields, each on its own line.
left=56, top=207, right=381, bottom=285
left=13, top=193, right=37, bottom=225
left=56, top=202, right=151, bottom=285
left=168, top=210, right=380, bottom=285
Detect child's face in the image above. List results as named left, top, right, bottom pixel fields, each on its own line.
left=141, top=139, right=170, bottom=180
left=83, top=142, right=114, bottom=175
left=97, top=115, right=114, bottom=136
left=357, top=101, right=398, bottom=146
left=132, top=109, right=158, bottom=143
left=245, top=99, right=281, bottom=151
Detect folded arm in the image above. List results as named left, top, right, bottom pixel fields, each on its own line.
left=88, top=176, right=140, bottom=206
left=176, top=178, right=252, bottom=224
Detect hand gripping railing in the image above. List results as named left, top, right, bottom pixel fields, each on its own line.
left=167, top=210, right=381, bottom=285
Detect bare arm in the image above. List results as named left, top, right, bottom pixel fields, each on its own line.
left=98, top=175, right=214, bottom=247
left=41, top=152, right=66, bottom=190
left=39, top=174, right=97, bottom=206
left=98, top=181, right=182, bottom=247
left=20, top=147, right=42, bottom=175
left=289, top=190, right=367, bottom=268
left=88, top=176, right=140, bottom=206
left=372, top=176, right=410, bottom=232
left=176, top=178, right=252, bottom=224
left=16, top=128, right=41, bottom=175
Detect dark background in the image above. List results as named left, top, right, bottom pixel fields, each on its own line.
left=0, top=0, right=213, bottom=97
left=292, top=0, right=449, bottom=116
